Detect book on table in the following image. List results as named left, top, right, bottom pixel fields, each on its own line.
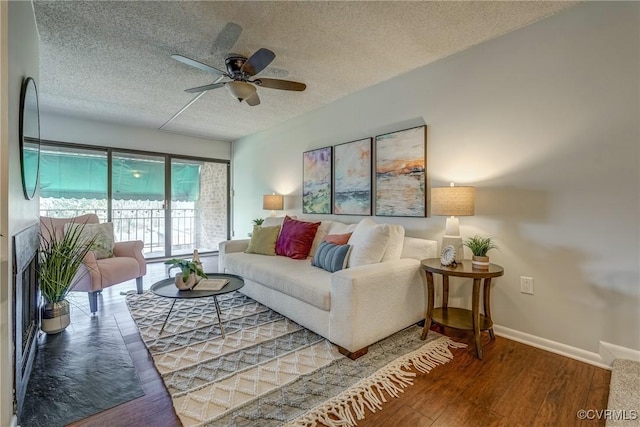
left=195, top=278, right=230, bottom=291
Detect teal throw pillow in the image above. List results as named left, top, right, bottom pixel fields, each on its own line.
left=312, top=241, right=351, bottom=273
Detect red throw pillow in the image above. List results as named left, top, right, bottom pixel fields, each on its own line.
left=323, top=233, right=352, bottom=245
left=276, top=216, right=321, bottom=259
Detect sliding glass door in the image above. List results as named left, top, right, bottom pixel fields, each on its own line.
left=39, top=142, right=230, bottom=259
left=112, top=152, right=166, bottom=257
left=171, top=159, right=228, bottom=256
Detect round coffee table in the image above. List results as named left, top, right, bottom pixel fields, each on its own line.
left=150, top=273, right=244, bottom=338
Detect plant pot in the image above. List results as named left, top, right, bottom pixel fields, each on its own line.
left=41, top=300, right=71, bottom=334
left=471, top=255, right=490, bottom=270
left=175, top=273, right=200, bottom=290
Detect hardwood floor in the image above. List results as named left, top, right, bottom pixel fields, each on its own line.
left=65, top=259, right=610, bottom=427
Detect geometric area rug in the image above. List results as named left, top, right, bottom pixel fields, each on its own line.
left=126, top=290, right=465, bottom=427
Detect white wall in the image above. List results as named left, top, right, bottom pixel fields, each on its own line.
left=41, top=112, right=231, bottom=160
left=232, top=2, right=640, bottom=354
left=1, top=1, right=40, bottom=425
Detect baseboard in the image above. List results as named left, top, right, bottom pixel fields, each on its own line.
left=493, top=325, right=611, bottom=370
left=599, top=341, right=640, bottom=366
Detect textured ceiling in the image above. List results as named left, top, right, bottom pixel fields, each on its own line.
left=33, top=1, right=576, bottom=142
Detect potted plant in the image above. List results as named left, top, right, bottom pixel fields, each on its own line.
left=38, top=221, right=96, bottom=334
left=464, top=235, right=498, bottom=270
left=165, top=258, right=208, bottom=290
left=253, top=218, right=264, bottom=226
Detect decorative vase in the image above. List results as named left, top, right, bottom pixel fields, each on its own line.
left=175, top=272, right=197, bottom=290
left=192, top=249, right=201, bottom=268
left=471, top=255, right=490, bottom=270
left=41, top=300, right=71, bottom=334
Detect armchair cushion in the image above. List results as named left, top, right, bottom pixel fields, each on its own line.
left=65, top=222, right=115, bottom=259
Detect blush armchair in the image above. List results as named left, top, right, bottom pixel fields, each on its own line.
left=40, top=213, right=147, bottom=313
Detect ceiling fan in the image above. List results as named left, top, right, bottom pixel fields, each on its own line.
left=172, top=48, right=306, bottom=106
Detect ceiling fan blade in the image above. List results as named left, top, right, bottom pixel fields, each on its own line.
left=211, top=22, right=242, bottom=56
left=184, top=82, right=226, bottom=93
left=245, top=93, right=261, bottom=106
left=254, top=78, right=306, bottom=91
left=171, top=54, right=226, bottom=76
left=241, top=48, right=275, bottom=76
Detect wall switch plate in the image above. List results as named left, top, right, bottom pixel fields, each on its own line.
left=520, top=276, right=534, bottom=294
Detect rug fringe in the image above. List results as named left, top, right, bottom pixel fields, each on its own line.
left=285, top=336, right=465, bottom=427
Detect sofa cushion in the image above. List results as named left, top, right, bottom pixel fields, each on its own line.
left=276, top=216, right=321, bottom=260
left=347, top=218, right=391, bottom=267
left=65, top=222, right=114, bottom=259
left=246, top=225, right=280, bottom=256
left=225, top=253, right=332, bottom=310
left=312, top=241, right=351, bottom=273
left=262, top=216, right=296, bottom=229
left=328, top=221, right=357, bottom=235
left=323, top=232, right=352, bottom=245
left=309, top=221, right=332, bottom=257
left=380, top=224, right=405, bottom=261
left=401, top=236, right=437, bottom=260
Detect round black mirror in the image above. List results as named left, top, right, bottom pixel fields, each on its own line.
left=19, top=77, right=40, bottom=200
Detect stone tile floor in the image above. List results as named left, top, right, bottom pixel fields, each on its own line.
left=20, top=256, right=219, bottom=427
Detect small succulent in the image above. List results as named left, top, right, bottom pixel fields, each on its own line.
left=463, top=235, right=498, bottom=257
left=252, top=218, right=265, bottom=226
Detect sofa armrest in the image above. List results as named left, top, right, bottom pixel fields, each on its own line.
left=218, top=239, right=250, bottom=272
left=329, top=258, right=426, bottom=352
left=113, top=240, right=147, bottom=276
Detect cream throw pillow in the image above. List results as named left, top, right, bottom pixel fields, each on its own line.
left=65, top=222, right=115, bottom=259
left=347, top=218, right=391, bottom=267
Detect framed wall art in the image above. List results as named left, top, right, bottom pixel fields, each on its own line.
left=333, top=138, right=372, bottom=215
left=375, top=125, right=427, bottom=217
left=303, top=146, right=332, bottom=214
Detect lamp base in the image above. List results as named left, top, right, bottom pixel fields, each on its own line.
left=441, top=235, right=464, bottom=263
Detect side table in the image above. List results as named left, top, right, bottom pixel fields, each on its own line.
left=419, top=259, right=504, bottom=359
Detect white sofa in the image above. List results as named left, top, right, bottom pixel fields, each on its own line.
left=218, top=218, right=437, bottom=358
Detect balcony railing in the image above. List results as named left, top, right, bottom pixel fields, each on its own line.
left=39, top=208, right=197, bottom=255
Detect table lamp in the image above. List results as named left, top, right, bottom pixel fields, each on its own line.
left=263, top=193, right=284, bottom=217
left=431, top=183, right=475, bottom=262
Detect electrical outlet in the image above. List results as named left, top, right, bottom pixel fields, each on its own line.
left=520, top=276, right=534, bottom=295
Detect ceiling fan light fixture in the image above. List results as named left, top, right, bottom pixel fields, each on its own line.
left=226, top=81, right=256, bottom=102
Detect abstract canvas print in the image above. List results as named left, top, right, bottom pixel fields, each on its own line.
left=333, top=138, right=372, bottom=215
left=303, top=146, right=332, bottom=214
left=375, top=126, right=426, bottom=217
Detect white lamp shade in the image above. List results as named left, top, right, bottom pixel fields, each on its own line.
left=226, top=81, right=257, bottom=102
left=263, top=194, right=284, bottom=211
left=431, top=186, right=475, bottom=216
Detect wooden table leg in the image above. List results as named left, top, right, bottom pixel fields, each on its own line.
left=483, top=277, right=495, bottom=340
left=472, top=278, right=482, bottom=359
left=421, top=271, right=435, bottom=340
left=442, top=276, right=449, bottom=309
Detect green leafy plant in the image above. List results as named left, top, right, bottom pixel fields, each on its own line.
left=463, top=235, right=498, bottom=257
left=39, top=221, right=96, bottom=303
left=164, top=258, right=208, bottom=281
left=253, top=218, right=265, bottom=226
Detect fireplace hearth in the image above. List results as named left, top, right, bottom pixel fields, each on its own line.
left=12, top=223, right=40, bottom=418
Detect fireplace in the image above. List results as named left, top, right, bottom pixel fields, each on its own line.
left=12, top=223, right=40, bottom=418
